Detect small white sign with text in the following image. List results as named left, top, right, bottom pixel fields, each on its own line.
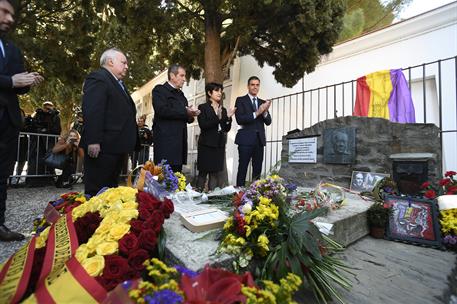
left=288, top=137, right=317, bottom=163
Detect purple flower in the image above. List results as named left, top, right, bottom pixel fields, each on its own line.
left=285, top=183, right=297, bottom=192
left=121, top=280, right=133, bottom=290
left=52, top=198, right=65, bottom=207
left=160, top=160, right=179, bottom=192
left=145, top=289, right=183, bottom=304
left=174, top=265, right=198, bottom=278
left=443, top=235, right=457, bottom=245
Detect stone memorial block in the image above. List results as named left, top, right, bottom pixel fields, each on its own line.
left=280, top=116, right=441, bottom=188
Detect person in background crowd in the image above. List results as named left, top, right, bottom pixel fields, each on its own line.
left=152, top=64, right=200, bottom=172
left=132, top=114, right=153, bottom=168
left=11, top=108, right=29, bottom=185
left=234, top=76, right=272, bottom=187
left=0, top=0, right=44, bottom=241
left=71, top=110, right=84, bottom=134
left=70, top=110, right=84, bottom=174
left=80, top=48, right=139, bottom=196
left=26, top=101, right=62, bottom=186
left=31, top=101, right=61, bottom=135
left=196, top=82, right=235, bottom=191
left=52, top=129, right=82, bottom=188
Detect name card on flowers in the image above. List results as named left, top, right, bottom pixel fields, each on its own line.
left=180, top=209, right=228, bottom=233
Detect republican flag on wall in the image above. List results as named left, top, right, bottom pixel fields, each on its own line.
left=353, top=69, right=416, bottom=123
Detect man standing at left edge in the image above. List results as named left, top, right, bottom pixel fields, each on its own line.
left=0, top=0, right=44, bottom=241
left=80, top=48, right=139, bottom=197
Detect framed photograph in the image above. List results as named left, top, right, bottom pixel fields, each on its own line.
left=350, top=171, right=389, bottom=192
left=384, top=195, right=442, bottom=247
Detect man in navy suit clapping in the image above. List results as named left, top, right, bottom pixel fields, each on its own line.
left=234, top=76, right=272, bottom=187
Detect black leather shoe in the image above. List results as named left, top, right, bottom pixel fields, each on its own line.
left=0, top=225, right=25, bottom=242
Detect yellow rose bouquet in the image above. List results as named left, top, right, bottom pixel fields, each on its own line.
left=0, top=187, right=175, bottom=304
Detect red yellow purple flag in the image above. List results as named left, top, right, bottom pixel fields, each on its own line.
left=353, top=69, right=415, bottom=123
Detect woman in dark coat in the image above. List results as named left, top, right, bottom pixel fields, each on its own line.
left=197, top=83, right=236, bottom=191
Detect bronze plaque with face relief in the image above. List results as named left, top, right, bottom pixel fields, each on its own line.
left=323, top=127, right=356, bottom=164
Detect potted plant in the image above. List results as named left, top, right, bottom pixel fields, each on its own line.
left=367, top=202, right=391, bottom=238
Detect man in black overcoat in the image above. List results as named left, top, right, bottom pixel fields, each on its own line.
left=234, top=76, right=272, bottom=187
left=80, top=48, right=138, bottom=196
left=152, top=64, right=200, bottom=172
left=0, top=0, right=44, bottom=241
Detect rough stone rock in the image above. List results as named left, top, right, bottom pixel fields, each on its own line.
left=280, top=116, right=441, bottom=188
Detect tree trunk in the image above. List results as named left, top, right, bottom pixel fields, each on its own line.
left=203, top=6, right=229, bottom=186
left=204, top=9, right=223, bottom=83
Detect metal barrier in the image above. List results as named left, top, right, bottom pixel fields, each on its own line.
left=263, top=56, right=457, bottom=174
left=9, top=131, right=153, bottom=185
left=11, top=132, right=59, bottom=178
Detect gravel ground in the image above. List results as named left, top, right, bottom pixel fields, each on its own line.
left=0, top=184, right=84, bottom=264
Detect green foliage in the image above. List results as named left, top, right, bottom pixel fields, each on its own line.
left=101, top=0, right=346, bottom=87
left=339, top=0, right=412, bottom=41
left=11, top=1, right=161, bottom=129
left=367, top=203, right=391, bottom=228
left=11, top=0, right=346, bottom=127
left=262, top=208, right=353, bottom=304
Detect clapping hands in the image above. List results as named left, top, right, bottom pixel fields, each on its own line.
left=12, top=72, right=44, bottom=88
left=186, top=105, right=201, bottom=117
left=256, top=99, right=272, bottom=117
left=260, top=100, right=272, bottom=112
left=227, top=107, right=236, bottom=118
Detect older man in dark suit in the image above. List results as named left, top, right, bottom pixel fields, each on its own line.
left=152, top=64, right=200, bottom=172
left=80, top=48, right=138, bottom=196
left=235, top=76, right=272, bottom=187
left=0, top=0, right=43, bottom=241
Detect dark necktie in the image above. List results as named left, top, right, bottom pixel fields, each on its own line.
left=252, top=97, right=257, bottom=111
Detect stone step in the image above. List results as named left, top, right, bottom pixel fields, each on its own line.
left=312, top=191, right=376, bottom=246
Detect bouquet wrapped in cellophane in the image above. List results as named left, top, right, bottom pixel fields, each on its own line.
left=129, top=160, right=186, bottom=199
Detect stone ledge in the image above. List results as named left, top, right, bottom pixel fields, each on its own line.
left=312, top=191, right=375, bottom=246
left=163, top=213, right=232, bottom=271
left=164, top=190, right=375, bottom=271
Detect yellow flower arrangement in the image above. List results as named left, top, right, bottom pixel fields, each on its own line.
left=220, top=194, right=278, bottom=265
left=35, top=226, right=51, bottom=249
left=81, top=255, right=105, bottom=277
left=241, top=273, right=302, bottom=304
left=441, top=208, right=457, bottom=235
left=128, top=258, right=183, bottom=303
left=218, top=175, right=353, bottom=303
left=257, top=234, right=269, bottom=255
left=175, top=172, right=186, bottom=192
left=71, top=187, right=139, bottom=275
